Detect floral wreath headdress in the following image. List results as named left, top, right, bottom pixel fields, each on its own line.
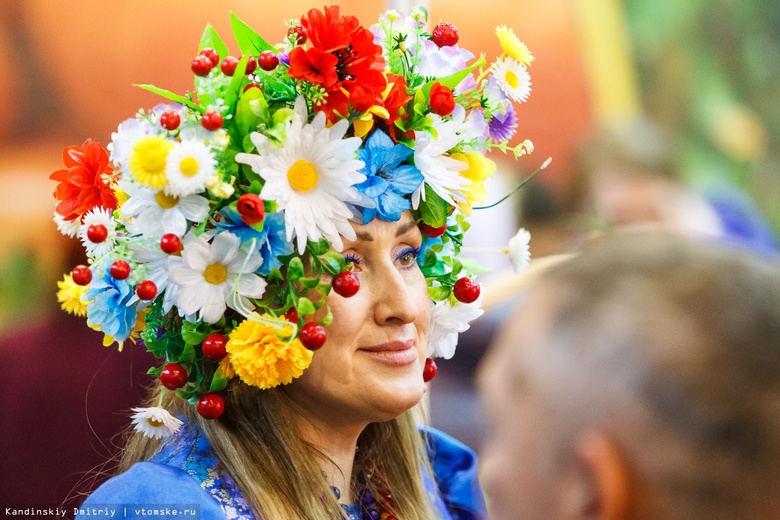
left=52, top=6, right=537, bottom=438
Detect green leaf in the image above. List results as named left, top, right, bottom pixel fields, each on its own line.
left=451, top=258, right=463, bottom=277
left=321, top=252, right=346, bottom=276
left=147, top=366, right=163, bottom=376
left=264, top=199, right=279, bottom=213
left=248, top=180, right=263, bottom=195
left=459, top=257, right=493, bottom=275
left=268, top=268, right=284, bottom=281
left=135, top=84, right=203, bottom=113
left=321, top=305, right=333, bottom=327
left=419, top=186, right=449, bottom=227
left=199, top=24, right=229, bottom=61
left=181, top=321, right=208, bottom=346
left=231, top=12, right=275, bottom=54
left=209, top=370, right=229, bottom=392
left=235, top=84, right=268, bottom=135
left=223, top=55, right=250, bottom=115
left=179, top=342, right=196, bottom=363
left=421, top=57, right=485, bottom=96
left=287, top=257, right=304, bottom=281
left=307, top=239, right=331, bottom=256
left=297, top=297, right=316, bottom=315
left=428, top=285, right=451, bottom=301
left=299, top=276, right=321, bottom=289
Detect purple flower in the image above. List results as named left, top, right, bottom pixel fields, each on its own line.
left=488, top=105, right=517, bottom=142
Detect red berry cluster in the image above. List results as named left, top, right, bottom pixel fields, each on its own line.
left=432, top=22, right=459, bottom=47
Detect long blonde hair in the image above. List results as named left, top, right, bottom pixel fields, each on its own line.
left=121, top=380, right=439, bottom=519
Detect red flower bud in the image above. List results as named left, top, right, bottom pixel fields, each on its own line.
left=429, top=82, right=456, bottom=117
left=236, top=194, right=265, bottom=226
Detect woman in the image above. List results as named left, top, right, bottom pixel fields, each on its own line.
left=54, top=6, right=536, bottom=519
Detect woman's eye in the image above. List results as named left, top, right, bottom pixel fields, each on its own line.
left=396, top=247, right=421, bottom=267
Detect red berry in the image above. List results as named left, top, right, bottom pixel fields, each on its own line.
left=87, top=223, right=108, bottom=243
left=136, top=280, right=158, bottom=300
left=245, top=56, right=257, bottom=75
left=453, top=277, right=480, bottom=304
left=191, top=55, right=213, bottom=76
left=71, top=265, right=92, bottom=286
left=159, top=110, right=181, bottom=131
left=110, top=260, right=131, bottom=280
left=288, top=24, right=308, bottom=44
left=220, top=56, right=239, bottom=76
left=299, top=322, right=326, bottom=350
left=243, top=83, right=262, bottom=93
left=420, top=223, right=447, bottom=238
left=200, top=47, right=220, bottom=67
left=431, top=22, right=459, bottom=47
left=332, top=271, right=360, bottom=298
left=257, top=50, right=279, bottom=71
left=423, top=358, right=438, bottom=382
left=160, top=363, right=188, bottom=390
left=201, top=110, right=223, bottom=131
left=202, top=333, right=228, bottom=361
left=284, top=307, right=299, bottom=324
left=197, top=393, right=225, bottom=419
left=160, top=233, right=181, bottom=254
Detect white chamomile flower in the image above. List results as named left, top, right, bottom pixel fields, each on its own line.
left=108, top=118, right=154, bottom=175
left=164, top=139, right=217, bottom=197
left=119, top=179, right=209, bottom=238
left=412, top=117, right=470, bottom=208
left=79, top=207, right=117, bottom=257
left=130, top=407, right=183, bottom=439
left=427, top=294, right=484, bottom=359
left=128, top=241, right=178, bottom=312
left=236, top=97, right=366, bottom=254
left=492, top=57, right=532, bottom=103
left=53, top=210, right=81, bottom=238
left=507, top=227, right=531, bottom=273
left=167, top=231, right=267, bottom=324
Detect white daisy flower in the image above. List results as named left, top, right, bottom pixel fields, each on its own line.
left=235, top=97, right=365, bottom=255
left=108, top=118, right=155, bottom=175
left=412, top=116, right=470, bottom=208
left=119, top=179, right=209, bottom=238
left=167, top=231, right=267, bottom=324
left=79, top=207, right=117, bottom=258
left=427, top=294, right=484, bottom=359
left=128, top=241, right=178, bottom=312
left=53, top=210, right=81, bottom=238
left=492, top=57, right=532, bottom=103
left=130, top=407, right=183, bottom=439
left=507, top=227, right=531, bottom=273
left=164, top=139, right=217, bottom=197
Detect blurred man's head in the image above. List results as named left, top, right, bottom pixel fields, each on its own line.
left=479, top=234, right=780, bottom=520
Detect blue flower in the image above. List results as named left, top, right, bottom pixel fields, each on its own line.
left=86, top=271, right=137, bottom=341
left=215, top=207, right=293, bottom=275
left=355, top=130, right=424, bottom=223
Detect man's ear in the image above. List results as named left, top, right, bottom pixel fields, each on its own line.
left=572, top=430, right=631, bottom=520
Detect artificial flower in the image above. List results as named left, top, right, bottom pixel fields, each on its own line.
left=429, top=82, right=456, bottom=117
left=50, top=139, right=117, bottom=222
left=57, top=274, right=89, bottom=317
left=130, top=407, right=183, bottom=439
left=451, top=152, right=496, bottom=215
left=495, top=25, right=535, bottom=66
left=128, top=242, right=179, bottom=312
left=488, top=104, right=518, bottom=142
left=85, top=271, right=137, bottom=343
left=412, top=119, right=470, bottom=208
left=235, top=194, right=265, bottom=226
left=79, top=207, right=117, bottom=257
left=128, top=135, right=174, bottom=189
left=354, top=130, right=423, bottom=223
left=215, top=208, right=293, bottom=276
left=53, top=210, right=81, bottom=237
left=226, top=315, right=313, bottom=389
left=167, top=231, right=267, bottom=323
left=507, top=227, right=531, bottom=273
left=109, top=118, right=155, bottom=175
left=414, top=39, right=476, bottom=94
left=450, top=105, right=490, bottom=148
left=119, top=180, right=209, bottom=238
left=236, top=98, right=365, bottom=254
left=206, top=175, right=236, bottom=199
left=427, top=294, right=484, bottom=359
left=492, top=58, right=532, bottom=103
left=164, top=139, right=217, bottom=197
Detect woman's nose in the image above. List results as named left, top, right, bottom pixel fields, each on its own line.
left=371, top=264, right=420, bottom=326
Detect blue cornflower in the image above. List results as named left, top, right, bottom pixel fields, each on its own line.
left=355, top=130, right=424, bottom=223
left=86, top=271, right=137, bottom=342
left=215, top=207, right=293, bottom=275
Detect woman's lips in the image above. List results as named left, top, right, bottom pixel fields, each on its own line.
left=358, top=340, right=418, bottom=366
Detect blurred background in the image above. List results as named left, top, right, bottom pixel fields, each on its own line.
left=0, top=0, right=777, bottom=510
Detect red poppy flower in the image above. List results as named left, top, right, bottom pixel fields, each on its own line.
left=288, top=47, right=339, bottom=88
left=50, top=139, right=117, bottom=221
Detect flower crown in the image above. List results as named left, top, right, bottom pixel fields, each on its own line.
left=52, top=6, right=535, bottom=437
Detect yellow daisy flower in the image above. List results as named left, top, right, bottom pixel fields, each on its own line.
left=56, top=274, right=89, bottom=317
left=226, top=315, right=313, bottom=389
left=129, top=135, right=174, bottom=189
left=452, top=152, right=496, bottom=216
left=495, top=25, right=535, bottom=66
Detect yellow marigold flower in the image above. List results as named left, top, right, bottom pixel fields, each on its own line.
left=495, top=25, right=534, bottom=66
left=219, top=356, right=236, bottom=380
left=129, top=135, right=173, bottom=189
left=452, top=152, right=496, bottom=216
left=227, top=315, right=313, bottom=389
left=57, top=274, right=89, bottom=317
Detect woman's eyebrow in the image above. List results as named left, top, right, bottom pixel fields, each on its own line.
left=395, top=220, right=416, bottom=237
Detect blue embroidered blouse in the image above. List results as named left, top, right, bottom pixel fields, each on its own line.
left=76, top=420, right=486, bottom=520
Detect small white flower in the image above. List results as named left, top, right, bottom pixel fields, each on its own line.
left=119, top=180, right=209, bottom=238
left=492, top=58, right=532, bottom=103
left=79, top=207, right=117, bottom=257
left=128, top=241, right=178, bottom=312
left=164, top=139, right=217, bottom=197
left=426, top=295, right=484, bottom=359
left=130, top=407, right=183, bottom=439
left=507, top=228, right=531, bottom=273
left=53, top=210, right=81, bottom=238
left=412, top=117, right=470, bottom=208
left=167, top=231, right=267, bottom=323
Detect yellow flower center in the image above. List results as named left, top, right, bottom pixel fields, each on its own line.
left=129, top=136, right=173, bottom=189
left=179, top=157, right=200, bottom=177
left=146, top=418, right=165, bottom=428
left=204, top=263, right=228, bottom=285
left=155, top=191, right=179, bottom=210
left=505, top=70, right=519, bottom=90
left=287, top=160, right=319, bottom=192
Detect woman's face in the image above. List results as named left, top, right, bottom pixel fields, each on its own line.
left=285, top=211, right=430, bottom=427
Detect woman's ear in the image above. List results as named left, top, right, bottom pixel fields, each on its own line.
left=572, top=430, right=632, bottom=520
